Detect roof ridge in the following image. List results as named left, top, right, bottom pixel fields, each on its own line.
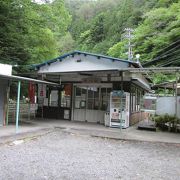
left=34, top=50, right=140, bottom=68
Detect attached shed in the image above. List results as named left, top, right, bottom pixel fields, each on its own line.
left=0, top=63, right=59, bottom=133
left=34, top=51, right=150, bottom=126
left=153, top=81, right=180, bottom=118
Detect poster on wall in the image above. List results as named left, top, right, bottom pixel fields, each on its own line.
left=38, top=84, right=46, bottom=98
left=111, top=112, right=119, bottom=120
left=38, top=84, right=46, bottom=107
left=64, top=84, right=72, bottom=96
left=50, top=90, right=58, bottom=107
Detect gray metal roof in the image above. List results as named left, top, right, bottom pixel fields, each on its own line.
left=34, top=50, right=141, bottom=69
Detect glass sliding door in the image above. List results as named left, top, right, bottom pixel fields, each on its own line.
left=73, top=86, right=87, bottom=121
left=73, top=84, right=112, bottom=123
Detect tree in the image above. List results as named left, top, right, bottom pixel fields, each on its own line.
left=58, top=32, right=76, bottom=55
left=90, top=13, right=105, bottom=43
left=133, top=1, right=180, bottom=62
left=0, top=0, right=71, bottom=66
left=107, top=1, right=180, bottom=65
left=0, top=0, right=30, bottom=65
left=107, top=41, right=127, bottom=59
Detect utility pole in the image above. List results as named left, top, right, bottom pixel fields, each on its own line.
left=124, top=28, right=134, bottom=61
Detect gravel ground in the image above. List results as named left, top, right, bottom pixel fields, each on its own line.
left=0, top=129, right=180, bottom=180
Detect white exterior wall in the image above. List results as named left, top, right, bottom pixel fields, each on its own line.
left=156, top=96, right=180, bottom=118
left=0, top=63, right=12, bottom=75
left=39, top=54, right=129, bottom=73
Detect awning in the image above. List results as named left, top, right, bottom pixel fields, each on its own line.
left=0, top=73, right=60, bottom=134
left=132, top=77, right=151, bottom=91
left=0, top=73, right=60, bottom=86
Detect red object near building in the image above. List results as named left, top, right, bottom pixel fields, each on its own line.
left=28, top=82, right=35, bottom=103
left=64, top=84, right=72, bottom=96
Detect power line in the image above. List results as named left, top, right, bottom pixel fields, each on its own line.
left=156, top=56, right=180, bottom=67
left=154, top=39, right=180, bottom=58
left=154, top=44, right=180, bottom=60
left=143, top=39, right=180, bottom=66
left=153, top=49, right=180, bottom=64
left=157, top=57, right=180, bottom=67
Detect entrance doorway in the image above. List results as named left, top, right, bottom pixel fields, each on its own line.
left=39, top=84, right=72, bottom=120
left=72, top=84, right=112, bottom=123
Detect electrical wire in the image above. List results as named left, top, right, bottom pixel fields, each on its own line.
left=160, top=58, right=180, bottom=67
left=156, top=56, right=180, bottom=67
left=143, top=48, right=180, bottom=67
left=155, top=48, right=180, bottom=59
left=143, top=40, right=180, bottom=66
left=154, top=42, right=180, bottom=60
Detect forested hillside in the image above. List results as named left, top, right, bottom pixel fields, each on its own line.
left=0, top=0, right=179, bottom=67
left=64, top=0, right=180, bottom=66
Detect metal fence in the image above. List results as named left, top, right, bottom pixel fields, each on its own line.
left=8, top=101, right=36, bottom=123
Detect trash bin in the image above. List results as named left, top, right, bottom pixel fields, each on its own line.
left=104, top=112, right=110, bottom=127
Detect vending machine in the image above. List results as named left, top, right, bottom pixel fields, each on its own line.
left=110, top=91, right=130, bottom=128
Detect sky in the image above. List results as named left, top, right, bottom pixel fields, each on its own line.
left=33, top=0, right=53, bottom=4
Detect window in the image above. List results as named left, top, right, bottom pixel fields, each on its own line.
left=130, top=85, right=143, bottom=112
left=75, top=87, right=86, bottom=109
left=74, top=86, right=112, bottom=111
left=49, top=90, right=58, bottom=107
left=100, top=88, right=111, bottom=111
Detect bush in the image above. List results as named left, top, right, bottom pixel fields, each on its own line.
left=153, top=114, right=179, bottom=132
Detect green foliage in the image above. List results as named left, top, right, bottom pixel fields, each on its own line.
left=103, top=0, right=180, bottom=76
left=107, top=41, right=127, bottom=59
left=65, top=0, right=158, bottom=56
left=90, top=13, right=105, bottom=43
left=58, top=32, right=76, bottom=55
left=153, top=114, right=179, bottom=132
left=0, top=0, right=71, bottom=67
left=133, top=2, right=180, bottom=62
left=0, top=0, right=30, bottom=65
left=152, top=73, right=176, bottom=84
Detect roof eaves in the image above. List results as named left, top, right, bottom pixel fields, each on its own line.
left=34, top=51, right=77, bottom=68
left=34, top=50, right=141, bottom=69
left=74, top=50, right=133, bottom=64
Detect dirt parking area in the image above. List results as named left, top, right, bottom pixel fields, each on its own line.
left=0, top=129, right=180, bottom=180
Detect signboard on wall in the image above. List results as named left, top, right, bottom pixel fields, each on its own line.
left=38, top=84, right=46, bottom=107
left=0, top=63, right=12, bottom=75
left=50, top=90, right=58, bottom=107
left=38, top=84, right=46, bottom=98
left=82, top=77, right=101, bottom=83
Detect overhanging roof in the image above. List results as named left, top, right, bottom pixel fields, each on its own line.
left=132, top=78, right=151, bottom=91
left=152, top=81, right=178, bottom=89
left=0, top=73, right=59, bottom=86
left=34, top=50, right=140, bottom=69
